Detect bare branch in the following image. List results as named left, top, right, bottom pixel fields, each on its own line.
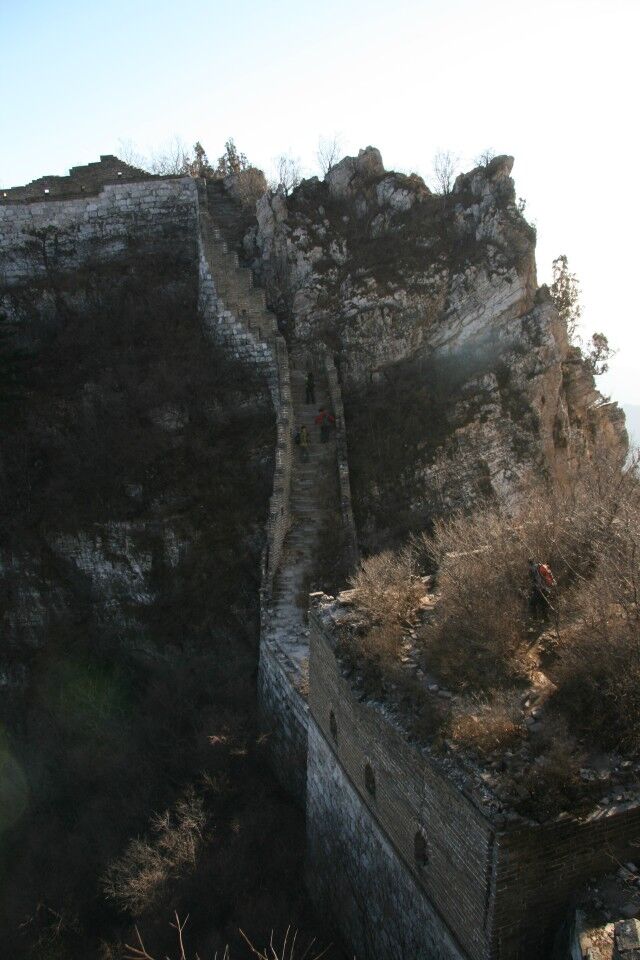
left=271, top=154, right=302, bottom=195
left=431, top=151, right=458, bottom=196
left=316, top=135, right=342, bottom=177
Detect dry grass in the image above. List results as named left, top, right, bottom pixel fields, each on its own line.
left=416, top=451, right=640, bottom=795
left=551, top=468, right=640, bottom=750
left=340, top=548, right=425, bottom=697
left=448, top=693, right=523, bottom=758
left=343, top=452, right=640, bottom=817
left=514, top=725, right=588, bottom=822
left=418, top=453, right=638, bottom=696
left=348, top=548, right=425, bottom=628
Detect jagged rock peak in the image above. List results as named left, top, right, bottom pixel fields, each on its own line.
left=453, top=154, right=515, bottom=199
left=325, top=146, right=385, bottom=198
left=323, top=146, right=431, bottom=213
left=324, top=147, right=385, bottom=197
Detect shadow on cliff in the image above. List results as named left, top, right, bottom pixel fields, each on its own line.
left=0, top=253, right=338, bottom=958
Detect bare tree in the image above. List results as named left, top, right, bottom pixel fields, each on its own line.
left=183, top=141, right=213, bottom=178
left=316, top=135, right=342, bottom=177
left=124, top=912, right=329, bottom=960
left=115, top=138, right=214, bottom=178
left=125, top=913, right=228, bottom=960
left=271, top=154, right=302, bottom=195
left=240, top=927, right=330, bottom=960
left=432, top=151, right=458, bottom=196
left=103, top=790, right=206, bottom=916
left=148, top=136, right=191, bottom=176
left=474, top=148, right=496, bottom=167
left=117, top=138, right=149, bottom=171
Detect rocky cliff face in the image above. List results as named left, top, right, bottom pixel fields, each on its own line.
left=0, top=199, right=296, bottom=956
left=1, top=204, right=274, bottom=664
left=244, top=148, right=627, bottom=547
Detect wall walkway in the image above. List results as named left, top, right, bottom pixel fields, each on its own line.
left=199, top=183, right=357, bottom=803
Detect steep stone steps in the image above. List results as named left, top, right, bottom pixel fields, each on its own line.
left=199, top=210, right=276, bottom=353
left=202, top=179, right=343, bottom=699
left=205, top=180, right=255, bottom=250
left=261, top=357, right=341, bottom=677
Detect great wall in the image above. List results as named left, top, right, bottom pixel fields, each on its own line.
left=1, top=156, right=636, bottom=960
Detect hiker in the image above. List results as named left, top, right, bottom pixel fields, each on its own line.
left=305, top=370, right=315, bottom=404
left=315, top=407, right=335, bottom=443
left=298, top=424, right=310, bottom=462
left=528, top=557, right=556, bottom=619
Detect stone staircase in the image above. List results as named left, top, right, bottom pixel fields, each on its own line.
left=199, top=210, right=278, bottom=350
left=262, top=354, right=338, bottom=680
left=205, top=179, right=254, bottom=251
left=199, top=178, right=350, bottom=797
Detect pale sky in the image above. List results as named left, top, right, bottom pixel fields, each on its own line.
left=1, top=0, right=638, bottom=402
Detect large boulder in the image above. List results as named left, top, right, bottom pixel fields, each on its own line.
left=326, top=147, right=385, bottom=199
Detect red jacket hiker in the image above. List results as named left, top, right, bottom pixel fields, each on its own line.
left=315, top=409, right=335, bottom=443
left=314, top=410, right=335, bottom=427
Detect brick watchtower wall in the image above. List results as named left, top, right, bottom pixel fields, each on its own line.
left=307, top=605, right=640, bottom=960
left=1, top=155, right=157, bottom=202
left=0, top=174, right=199, bottom=292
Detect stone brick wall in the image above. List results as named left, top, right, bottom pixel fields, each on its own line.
left=307, top=721, right=466, bottom=960
left=261, top=334, right=294, bottom=594
left=0, top=176, right=199, bottom=290
left=196, top=224, right=277, bottom=377
left=494, top=805, right=640, bottom=958
left=193, top=178, right=294, bottom=603
left=307, top=609, right=640, bottom=959
left=255, top=339, right=301, bottom=799
left=308, top=609, right=495, bottom=960
left=1, top=155, right=155, bottom=202
left=258, top=638, right=309, bottom=802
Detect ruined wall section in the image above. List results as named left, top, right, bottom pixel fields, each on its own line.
left=196, top=206, right=278, bottom=384
left=194, top=180, right=295, bottom=600
left=494, top=806, right=640, bottom=958
left=1, top=154, right=155, bottom=202
left=194, top=182, right=304, bottom=800
left=260, top=333, right=294, bottom=592
left=0, top=176, right=199, bottom=296
left=307, top=607, right=640, bottom=960
left=308, top=607, right=495, bottom=960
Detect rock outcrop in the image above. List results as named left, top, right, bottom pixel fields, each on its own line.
left=244, top=149, right=627, bottom=546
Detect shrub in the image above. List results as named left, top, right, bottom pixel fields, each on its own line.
left=512, top=728, right=587, bottom=822
left=340, top=548, right=426, bottom=698
left=551, top=467, right=640, bottom=750
left=123, top=913, right=329, bottom=960
left=348, top=548, right=424, bottom=628
left=418, top=452, right=635, bottom=694
left=103, top=790, right=206, bottom=917
left=448, top=693, right=523, bottom=757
